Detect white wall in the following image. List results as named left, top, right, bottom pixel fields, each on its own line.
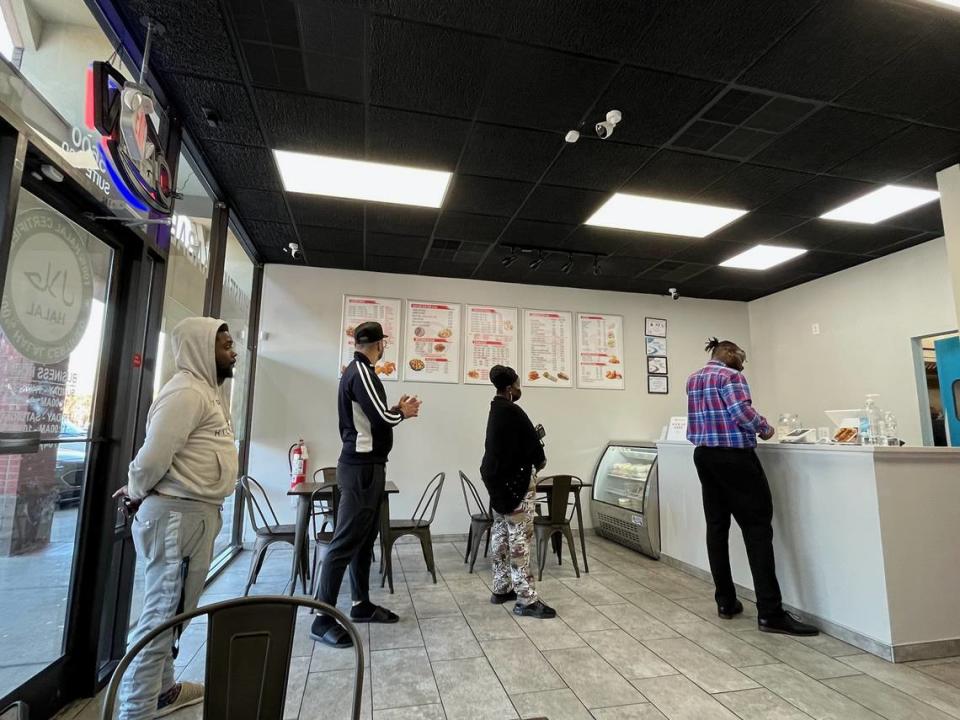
left=747, top=238, right=958, bottom=446
left=248, top=267, right=750, bottom=534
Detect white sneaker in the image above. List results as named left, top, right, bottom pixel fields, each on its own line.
left=155, top=682, right=204, bottom=719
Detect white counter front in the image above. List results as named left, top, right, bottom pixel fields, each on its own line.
left=656, top=441, right=960, bottom=661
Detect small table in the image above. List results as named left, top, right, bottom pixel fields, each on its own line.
left=536, top=477, right=592, bottom=573
left=285, top=479, right=400, bottom=596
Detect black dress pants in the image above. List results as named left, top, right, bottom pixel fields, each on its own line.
left=316, top=463, right=385, bottom=612
left=692, top=446, right=783, bottom=619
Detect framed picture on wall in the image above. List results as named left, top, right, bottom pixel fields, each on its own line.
left=645, top=317, right=667, bottom=338
left=648, top=375, right=669, bottom=394
left=647, top=356, right=668, bottom=375
left=645, top=335, right=667, bottom=357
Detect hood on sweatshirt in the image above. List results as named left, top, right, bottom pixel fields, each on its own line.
left=172, top=316, right=228, bottom=390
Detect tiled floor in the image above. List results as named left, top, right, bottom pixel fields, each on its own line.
left=66, top=535, right=960, bottom=720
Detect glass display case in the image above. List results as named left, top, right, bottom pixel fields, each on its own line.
left=591, top=441, right=660, bottom=559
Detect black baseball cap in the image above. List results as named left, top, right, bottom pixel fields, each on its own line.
left=354, top=321, right=387, bottom=344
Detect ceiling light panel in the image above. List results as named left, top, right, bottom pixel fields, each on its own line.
left=586, top=193, right=747, bottom=237
left=273, top=150, right=451, bottom=208
left=820, top=185, right=940, bottom=224
left=721, top=244, right=807, bottom=270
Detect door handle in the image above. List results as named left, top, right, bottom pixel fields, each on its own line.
left=0, top=431, right=40, bottom=455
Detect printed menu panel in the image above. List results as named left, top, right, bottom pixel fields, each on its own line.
left=577, top=313, right=625, bottom=390
left=522, top=309, right=574, bottom=388
left=403, top=300, right=462, bottom=383
left=464, top=305, right=518, bottom=385
left=340, top=295, right=402, bottom=381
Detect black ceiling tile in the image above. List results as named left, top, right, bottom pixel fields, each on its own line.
left=754, top=107, right=906, bottom=174
left=518, top=185, right=606, bottom=225
left=924, top=95, right=960, bottom=131
left=308, top=252, right=365, bottom=270
left=786, top=250, right=871, bottom=275
left=706, top=285, right=770, bottom=302
left=299, top=2, right=362, bottom=54
left=638, top=260, right=714, bottom=283
left=595, top=68, right=724, bottom=146
left=627, top=0, right=818, bottom=81
left=898, top=165, right=943, bottom=190
left=266, top=0, right=300, bottom=46
left=202, top=143, right=280, bottom=191
left=501, top=220, right=576, bottom=248
left=545, top=141, right=654, bottom=191
left=261, top=247, right=288, bottom=264
left=505, top=0, right=659, bottom=60
left=683, top=265, right=770, bottom=291
left=475, top=252, right=532, bottom=282
left=434, top=212, right=509, bottom=243
left=302, top=51, right=363, bottom=100
left=838, top=24, right=960, bottom=128
left=365, top=205, right=438, bottom=237
left=743, top=96, right=819, bottom=133
left=740, top=0, right=934, bottom=100
left=585, top=255, right=652, bottom=279
left=242, top=220, right=297, bottom=248
left=369, top=16, right=495, bottom=118
left=702, top=89, right=772, bottom=125
left=298, top=226, right=363, bottom=254
left=711, top=128, right=778, bottom=159
left=231, top=189, right=289, bottom=223
left=670, top=240, right=756, bottom=266
left=241, top=42, right=280, bottom=86
left=255, top=90, right=364, bottom=155
left=759, top=176, right=879, bottom=217
left=459, top=124, right=561, bottom=182
left=288, top=195, right=363, bottom=229
left=366, top=255, right=422, bottom=275
left=563, top=226, right=633, bottom=255
left=230, top=0, right=270, bottom=43
left=621, top=151, right=739, bottom=199
left=420, top=259, right=477, bottom=279
left=366, top=232, right=429, bottom=259
left=444, top=175, right=534, bottom=217
left=454, top=241, right=488, bottom=264
left=366, top=0, right=507, bottom=35
left=166, top=75, right=264, bottom=146
left=479, top=43, right=619, bottom=132
left=779, top=220, right=915, bottom=255
left=366, top=107, right=470, bottom=169
left=709, top=212, right=807, bottom=243
left=873, top=232, right=940, bottom=258
left=273, top=47, right=308, bottom=91
left=695, top=165, right=814, bottom=210
left=671, top=121, right=735, bottom=153
left=613, top=233, right=694, bottom=259
left=829, top=125, right=960, bottom=184
left=887, top=201, right=944, bottom=234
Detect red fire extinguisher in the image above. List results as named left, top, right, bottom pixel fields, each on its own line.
left=289, top=439, right=308, bottom=488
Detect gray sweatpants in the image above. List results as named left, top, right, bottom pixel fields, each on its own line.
left=118, top=495, right=221, bottom=720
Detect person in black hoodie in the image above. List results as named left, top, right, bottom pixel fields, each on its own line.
left=480, top=365, right=556, bottom=619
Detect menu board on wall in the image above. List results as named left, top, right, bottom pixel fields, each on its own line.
left=576, top=313, right=625, bottom=390
left=464, top=305, right=518, bottom=385
left=403, top=300, right=462, bottom=383
left=522, top=309, right=574, bottom=388
left=340, top=295, right=402, bottom=381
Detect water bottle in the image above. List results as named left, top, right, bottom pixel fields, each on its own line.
left=861, top=395, right=881, bottom=445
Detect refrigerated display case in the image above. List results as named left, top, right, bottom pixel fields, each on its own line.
left=591, top=441, right=660, bottom=559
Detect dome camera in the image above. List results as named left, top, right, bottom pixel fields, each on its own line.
left=668, top=287, right=679, bottom=301
left=595, top=109, right=622, bottom=140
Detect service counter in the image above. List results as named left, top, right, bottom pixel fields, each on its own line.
left=656, top=441, right=960, bottom=661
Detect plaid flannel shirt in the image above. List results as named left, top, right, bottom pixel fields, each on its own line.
left=686, top=360, right=772, bottom=448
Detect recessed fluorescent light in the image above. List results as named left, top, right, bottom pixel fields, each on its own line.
left=586, top=193, right=747, bottom=237
left=721, top=244, right=807, bottom=270
left=273, top=150, right=451, bottom=208
left=820, top=185, right=939, bottom=224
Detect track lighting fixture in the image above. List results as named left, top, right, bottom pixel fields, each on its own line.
left=529, top=251, right=545, bottom=271
left=593, top=257, right=602, bottom=276
left=560, top=254, right=574, bottom=274
left=501, top=249, right=518, bottom=267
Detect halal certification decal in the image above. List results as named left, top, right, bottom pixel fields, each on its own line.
left=0, top=208, right=94, bottom=363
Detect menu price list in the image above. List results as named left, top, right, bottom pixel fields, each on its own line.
left=522, top=309, right=573, bottom=388
left=577, top=313, right=624, bottom=390
left=340, top=295, right=401, bottom=381
left=464, top=305, right=518, bottom=384
left=403, top=300, right=461, bottom=383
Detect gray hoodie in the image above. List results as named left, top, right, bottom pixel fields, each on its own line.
left=128, top=317, right=239, bottom=504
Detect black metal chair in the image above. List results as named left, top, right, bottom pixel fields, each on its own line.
left=381, top=472, right=445, bottom=593
left=100, top=596, right=363, bottom=720
left=309, top=483, right=340, bottom=596
left=0, top=702, right=28, bottom=720
left=240, top=476, right=309, bottom=596
left=311, top=467, right=338, bottom=533
left=534, top=475, right=581, bottom=581
left=459, top=471, right=492, bottom=573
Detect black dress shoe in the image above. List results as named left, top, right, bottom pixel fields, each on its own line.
left=490, top=590, right=517, bottom=605
left=513, top=600, right=557, bottom=619
left=718, top=600, right=744, bottom=620
left=759, top=612, right=819, bottom=636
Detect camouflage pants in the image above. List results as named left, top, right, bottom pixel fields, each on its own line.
left=491, top=489, right=538, bottom=606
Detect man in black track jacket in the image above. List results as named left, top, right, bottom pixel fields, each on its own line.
left=312, top=321, right=421, bottom=648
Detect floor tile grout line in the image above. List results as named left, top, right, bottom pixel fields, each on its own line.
left=834, top=655, right=960, bottom=717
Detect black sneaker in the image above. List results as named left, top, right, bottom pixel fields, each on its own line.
left=490, top=590, right=517, bottom=605
left=759, top=611, right=819, bottom=636
left=718, top=600, right=744, bottom=620
left=513, top=600, right=557, bottom=619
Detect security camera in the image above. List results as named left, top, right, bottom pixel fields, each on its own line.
left=595, top=109, right=622, bottom=140
left=284, top=242, right=301, bottom=260
left=668, top=287, right=679, bottom=301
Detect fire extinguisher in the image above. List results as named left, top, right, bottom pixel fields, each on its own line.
left=289, top=439, right=308, bottom=489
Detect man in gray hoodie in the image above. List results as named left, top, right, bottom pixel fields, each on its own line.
left=115, top=317, right=239, bottom=720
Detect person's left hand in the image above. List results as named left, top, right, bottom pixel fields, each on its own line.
left=759, top=426, right=775, bottom=441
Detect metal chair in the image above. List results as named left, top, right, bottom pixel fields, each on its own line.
left=309, top=483, right=340, bottom=596
left=381, top=472, right=445, bottom=592
left=311, top=467, right=337, bottom=534
left=240, top=476, right=309, bottom=596
left=534, top=475, right=581, bottom=580
left=0, top=702, right=28, bottom=720
left=459, top=471, right=492, bottom=573
left=100, top=596, right=363, bottom=720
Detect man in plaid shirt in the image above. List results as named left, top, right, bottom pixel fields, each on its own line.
left=686, top=338, right=817, bottom=637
